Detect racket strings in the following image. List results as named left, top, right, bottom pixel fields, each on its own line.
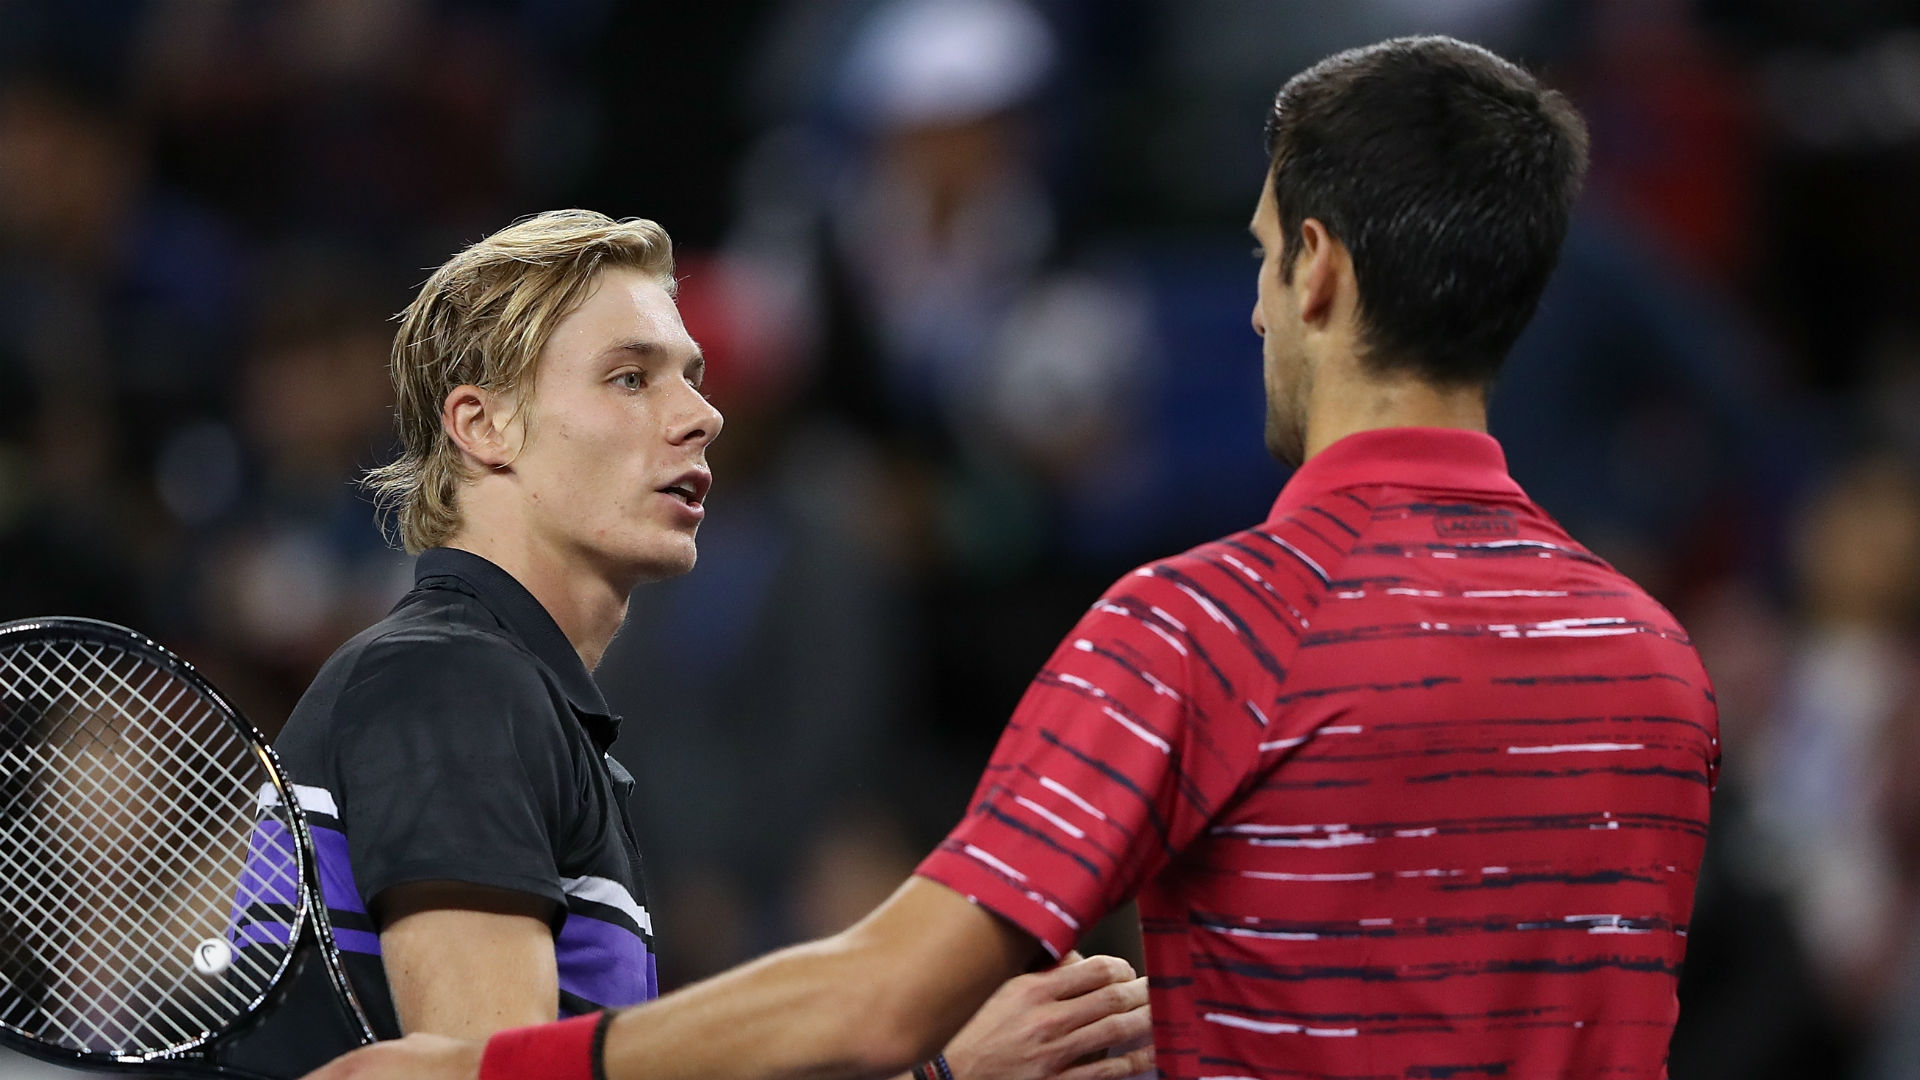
left=0, top=758, right=279, bottom=1036
left=22, top=640, right=289, bottom=1002
left=7, top=644, right=257, bottom=914
left=0, top=658, right=248, bottom=1048
left=0, top=649, right=270, bottom=1048
left=0, top=637, right=301, bottom=1057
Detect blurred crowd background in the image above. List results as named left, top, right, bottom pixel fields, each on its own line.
left=2, top=0, right=1919, bottom=1076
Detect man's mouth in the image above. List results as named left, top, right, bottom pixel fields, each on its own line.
left=658, top=469, right=712, bottom=507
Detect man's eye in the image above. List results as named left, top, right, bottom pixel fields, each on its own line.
left=615, top=371, right=643, bottom=390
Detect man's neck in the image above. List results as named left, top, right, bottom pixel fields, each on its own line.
left=443, top=532, right=629, bottom=672
left=1301, top=368, right=1488, bottom=462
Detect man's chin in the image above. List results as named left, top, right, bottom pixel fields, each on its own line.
left=616, top=538, right=699, bottom=588
left=1265, top=414, right=1305, bottom=469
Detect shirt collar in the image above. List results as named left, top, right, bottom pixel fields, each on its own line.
left=1269, top=426, right=1523, bottom=522
left=412, top=547, right=620, bottom=750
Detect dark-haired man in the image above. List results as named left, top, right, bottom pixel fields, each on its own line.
left=310, top=35, right=1718, bottom=1080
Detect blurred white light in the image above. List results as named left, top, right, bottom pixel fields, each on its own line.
left=988, top=274, right=1148, bottom=453
left=842, top=0, right=1057, bottom=129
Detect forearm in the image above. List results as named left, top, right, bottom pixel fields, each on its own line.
left=597, top=882, right=1037, bottom=1080
left=297, top=879, right=1056, bottom=1080
left=599, top=932, right=974, bottom=1080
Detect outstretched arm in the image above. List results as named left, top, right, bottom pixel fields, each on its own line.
left=594, top=877, right=1039, bottom=1080
left=304, top=878, right=1154, bottom=1080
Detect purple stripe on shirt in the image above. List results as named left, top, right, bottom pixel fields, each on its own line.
left=233, top=922, right=290, bottom=949
left=234, top=820, right=299, bottom=909
left=331, top=927, right=382, bottom=955
left=309, top=825, right=366, bottom=914
left=231, top=817, right=382, bottom=956
left=231, top=919, right=381, bottom=956
left=234, top=817, right=636, bottom=977
left=232, top=821, right=367, bottom=914
left=556, top=912, right=653, bottom=1008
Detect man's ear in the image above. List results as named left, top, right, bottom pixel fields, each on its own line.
left=442, top=385, right=524, bottom=471
left=1292, top=217, right=1344, bottom=328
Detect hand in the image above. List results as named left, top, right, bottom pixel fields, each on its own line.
left=300, top=1032, right=483, bottom=1080
left=941, top=953, right=1154, bottom=1080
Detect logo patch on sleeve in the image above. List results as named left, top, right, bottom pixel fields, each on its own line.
left=1434, top=513, right=1518, bottom=538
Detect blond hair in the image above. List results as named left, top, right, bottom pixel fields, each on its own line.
left=365, top=210, right=676, bottom=553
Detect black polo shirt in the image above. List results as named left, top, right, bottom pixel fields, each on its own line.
left=221, top=548, right=655, bottom=1078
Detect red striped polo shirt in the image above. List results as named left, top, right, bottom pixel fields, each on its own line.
left=916, top=426, right=1719, bottom=1080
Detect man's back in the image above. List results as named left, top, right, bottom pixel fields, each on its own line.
left=920, top=428, right=1718, bottom=1079
left=1174, top=437, right=1712, bottom=1077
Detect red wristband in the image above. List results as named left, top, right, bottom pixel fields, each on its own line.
left=479, top=1012, right=602, bottom=1080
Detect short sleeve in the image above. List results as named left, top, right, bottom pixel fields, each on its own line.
left=915, top=568, right=1271, bottom=958
left=330, top=633, right=575, bottom=920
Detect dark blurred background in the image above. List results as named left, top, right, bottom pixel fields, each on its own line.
left=3, top=0, right=1920, bottom=1076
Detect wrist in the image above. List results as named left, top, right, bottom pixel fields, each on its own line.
left=479, top=1012, right=611, bottom=1080
left=912, top=1052, right=956, bottom=1080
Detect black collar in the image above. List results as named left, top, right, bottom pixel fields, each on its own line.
left=412, top=548, right=620, bottom=751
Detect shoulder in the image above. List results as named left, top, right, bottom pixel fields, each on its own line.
left=1106, top=508, right=1350, bottom=622
left=288, top=598, right=560, bottom=745
left=352, top=623, right=545, bottom=692
left=1074, top=516, right=1342, bottom=697
left=338, top=587, right=544, bottom=686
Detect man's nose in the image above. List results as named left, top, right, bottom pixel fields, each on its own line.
left=671, top=384, right=723, bottom=447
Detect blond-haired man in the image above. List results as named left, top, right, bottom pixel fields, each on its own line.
left=227, top=211, right=1147, bottom=1078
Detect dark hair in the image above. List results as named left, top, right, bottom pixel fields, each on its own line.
left=1265, top=36, right=1589, bottom=386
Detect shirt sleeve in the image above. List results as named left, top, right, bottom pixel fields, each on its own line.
left=329, top=632, right=576, bottom=922
left=915, top=567, right=1271, bottom=958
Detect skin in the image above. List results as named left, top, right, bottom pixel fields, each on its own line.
left=301, top=169, right=1501, bottom=1080
left=377, top=887, right=560, bottom=1038
left=444, top=266, right=723, bottom=670
left=371, top=267, right=721, bottom=1037
left=1248, top=172, right=1488, bottom=465
left=360, top=267, right=1150, bottom=1069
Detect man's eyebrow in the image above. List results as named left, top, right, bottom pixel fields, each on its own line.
left=607, top=340, right=699, bottom=360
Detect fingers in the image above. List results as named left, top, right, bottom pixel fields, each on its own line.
left=941, top=961, right=1151, bottom=1080
left=1025, top=954, right=1136, bottom=1000
left=1055, top=1000, right=1152, bottom=1062
left=1051, top=975, right=1149, bottom=1033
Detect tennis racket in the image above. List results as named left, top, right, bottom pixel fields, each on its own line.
left=0, top=616, right=375, bottom=1077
